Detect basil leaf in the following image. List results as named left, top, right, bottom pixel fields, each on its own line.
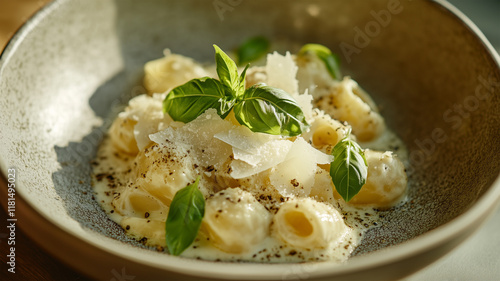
left=163, top=77, right=235, bottom=123
left=330, top=131, right=368, bottom=202
left=165, top=176, right=205, bottom=256
left=233, top=83, right=309, bottom=136
left=236, top=36, right=270, bottom=66
left=299, top=43, right=342, bottom=80
left=214, top=44, right=241, bottom=94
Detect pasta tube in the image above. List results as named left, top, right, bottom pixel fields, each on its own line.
left=201, top=188, right=271, bottom=254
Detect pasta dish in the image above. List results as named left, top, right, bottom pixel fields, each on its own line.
left=92, top=41, right=408, bottom=263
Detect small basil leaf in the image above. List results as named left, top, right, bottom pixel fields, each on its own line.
left=236, top=36, right=270, bottom=66
left=330, top=132, right=368, bottom=202
left=233, top=83, right=309, bottom=136
left=165, top=176, right=205, bottom=256
left=299, top=43, right=342, bottom=80
left=236, top=64, right=249, bottom=98
left=163, top=77, right=235, bottom=123
left=214, top=44, right=240, bottom=92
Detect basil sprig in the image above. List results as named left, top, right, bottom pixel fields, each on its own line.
left=330, top=128, right=368, bottom=202
left=163, top=45, right=309, bottom=137
left=235, top=36, right=270, bottom=66
left=165, top=176, right=205, bottom=256
left=299, top=43, right=342, bottom=80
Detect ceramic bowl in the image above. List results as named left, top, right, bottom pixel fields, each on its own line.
left=1, top=0, right=499, bottom=280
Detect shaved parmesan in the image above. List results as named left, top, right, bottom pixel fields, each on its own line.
left=215, top=125, right=293, bottom=178
left=270, top=137, right=332, bottom=196
left=214, top=125, right=280, bottom=153
left=229, top=139, right=292, bottom=179
left=150, top=109, right=234, bottom=168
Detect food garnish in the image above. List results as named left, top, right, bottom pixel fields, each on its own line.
left=165, top=176, right=205, bottom=256
left=163, top=45, right=309, bottom=137
left=330, top=128, right=368, bottom=202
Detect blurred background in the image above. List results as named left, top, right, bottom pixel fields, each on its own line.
left=0, top=0, right=498, bottom=280
left=450, top=0, right=500, bottom=52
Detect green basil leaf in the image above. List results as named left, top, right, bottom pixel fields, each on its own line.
left=233, top=83, right=309, bottom=136
left=214, top=44, right=240, bottom=93
left=329, top=131, right=368, bottom=202
left=163, top=77, right=235, bottom=123
left=299, top=43, right=342, bottom=80
left=236, top=36, right=270, bottom=66
left=165, top=176, right=205, bottom=256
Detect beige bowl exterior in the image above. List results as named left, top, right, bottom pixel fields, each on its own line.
left=0, top=0, right=499, bottom=280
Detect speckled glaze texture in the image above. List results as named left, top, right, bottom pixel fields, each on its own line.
left=0, top=0, right=499, bottom=281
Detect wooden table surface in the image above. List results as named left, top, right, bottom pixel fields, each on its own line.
left=0, top=1, right=92, bottom=280
left=0, top=207, right=92, bottom=281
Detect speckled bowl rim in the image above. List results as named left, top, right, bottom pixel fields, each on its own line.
left=1, top=0, right=500, bottom=280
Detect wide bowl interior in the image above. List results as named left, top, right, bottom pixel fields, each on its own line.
left=0, top=0, right=499, bottom=280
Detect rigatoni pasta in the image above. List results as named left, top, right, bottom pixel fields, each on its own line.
left=143, top=49, right=207, bottom=95
left=272, top=198, right=348, bottom=250
left=314, top=78, right=386, bottom=142
left=201, top=188, right=271, bottom=254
